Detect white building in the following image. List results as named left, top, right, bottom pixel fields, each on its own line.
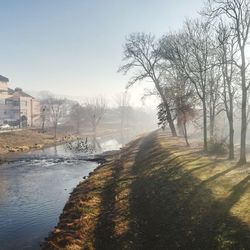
left=0, top=75, right=40, bottom=127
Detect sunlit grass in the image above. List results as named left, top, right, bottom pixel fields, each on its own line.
left=45, top=131, right=250, bottom=249
left=159, top=133, right=250, bottom=230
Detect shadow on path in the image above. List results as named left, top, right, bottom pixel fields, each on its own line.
left=93, top=131, right=250, bottom=250
left=128, top=132, right=250, bottom=250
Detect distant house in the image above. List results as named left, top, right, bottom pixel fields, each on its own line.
left=0, top=75, right=40, bottom=127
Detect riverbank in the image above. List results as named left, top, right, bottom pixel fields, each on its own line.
left=0, top=129, right=77, bottom=162
left=44, top=130, right=250, bottom=250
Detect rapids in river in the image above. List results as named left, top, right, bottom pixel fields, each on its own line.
left=0, top=139, right=120, bottom=249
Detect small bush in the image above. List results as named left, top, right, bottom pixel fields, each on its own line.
left=208, top=137, right=227, bottom=155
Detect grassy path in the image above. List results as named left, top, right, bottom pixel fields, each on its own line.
left=44, top=131, right=250, bottom=250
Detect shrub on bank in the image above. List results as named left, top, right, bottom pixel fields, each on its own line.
left=207, top=137, right=228, bottom=155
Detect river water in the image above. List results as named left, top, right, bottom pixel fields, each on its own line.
left=0, top=140, right=120, bottom=250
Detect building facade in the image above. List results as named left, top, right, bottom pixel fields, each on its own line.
left=0, top=75, right=40, bottom=127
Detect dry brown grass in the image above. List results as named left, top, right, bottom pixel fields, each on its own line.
left=44, top=130, right=250, bottom=250
left=0, top=128, right=76, bottom=160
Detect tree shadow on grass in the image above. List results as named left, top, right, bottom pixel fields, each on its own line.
left=128, top=132, right=250, bottom=250
left=93, top=139, right=140, bottom=250
left=93, top=158, right=123, bottom=250
left=93, top=131, right=250, bottom=250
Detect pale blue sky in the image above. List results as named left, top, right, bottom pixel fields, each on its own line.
left=0, top=0, right=204, bottom=104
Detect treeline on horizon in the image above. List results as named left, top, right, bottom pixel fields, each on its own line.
left=119, top=0, right=250, bottom=165
left=37, top=93, right=156, bottom=145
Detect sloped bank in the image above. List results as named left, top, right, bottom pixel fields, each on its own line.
left=0, top=129, right=77, bottom=162
left=43, top=131, right=250, bottom=250
left=43, top=136, right=142, bottom=250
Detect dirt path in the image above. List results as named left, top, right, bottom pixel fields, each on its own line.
left=44, top=131, right=250, bottom=250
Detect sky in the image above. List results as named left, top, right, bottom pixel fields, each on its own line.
left=0, top=0, right=204, bottom=106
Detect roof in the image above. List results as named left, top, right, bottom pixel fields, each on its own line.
left=19, top=91, right=33, bottom=98
left=15, top=88, right=32, bottom=97
left=8, top=88, right=14, bottom=94
left=7, top=88, right=34, bottom=99
left=0, top=75, right=9, bottom=82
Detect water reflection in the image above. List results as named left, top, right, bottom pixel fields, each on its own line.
left=0, top=140, right=112, bottom=250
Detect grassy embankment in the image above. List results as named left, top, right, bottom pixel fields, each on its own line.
left=0, top=128, right=76, bottom=161
left=44, top=130, right=250, bottom=250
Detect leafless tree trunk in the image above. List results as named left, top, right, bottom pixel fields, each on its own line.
left=207, top=66, right=221, bottom=141
left=206, top=0, right=250, bottom=164
left=40, top=106, right=48, bottom=133
left=182, top=113, right=190, bottom=147
left=160, top=20, right=212, bottom=151
left=41, top=114, right=46, bottom=133
left=202, top=98, right=208, bottom=151
left=115, top=92, right=131, bottom=145
left=69, top=102, right=86, bottom=134
left=119, top=33, right=177, bottom=136
left=85, top=97, right=106, bottom=150
left=157, top=66, right=196, bottom=147
left=155, top=81, right=177, bottom=136
left=47, top=97, right=64, bottom=139
left=217, top=23, right=237, bottom=160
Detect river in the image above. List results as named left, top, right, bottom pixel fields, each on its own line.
left=0, top=140, right=120, bottom=250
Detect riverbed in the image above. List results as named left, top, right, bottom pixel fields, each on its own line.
left=0, top=140, right=119, bottom=250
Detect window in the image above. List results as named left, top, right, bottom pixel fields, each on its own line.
left=21, top=100, right=27, bottom=106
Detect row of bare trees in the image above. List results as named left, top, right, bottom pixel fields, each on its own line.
left=40, top=96, right=107, bottom=141
left=119, top=0, right=250, bottom=165
left=39, top=94, right=135, bottom=148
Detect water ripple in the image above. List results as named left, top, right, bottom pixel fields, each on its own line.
left=0, top=143, right=99, bottom=250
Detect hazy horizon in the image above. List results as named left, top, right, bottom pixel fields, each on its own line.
left=0, top=0, right=203, bottom=106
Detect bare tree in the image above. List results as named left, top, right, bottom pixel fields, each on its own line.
left=69, top=102, right=86, bottom=134
left=47, top=97, right=65, bottom=139
left=205, top=0, right=250, bottom=164
left=40, top=104, right=49, bottom=133
left=118, top=32, right=177, bottom=136
left=115, top=91, right=131, bottom=145
left=158, top=71, right=196, bottom=147
left=207, top=62, right=222, bottom=141
left=160, top=19, right=213, bottom=151
left=217, top=23, right=238, bottom=159
left=177, top=94, right=196, bottom=147
left=85, top=97, right=107, bottom=149
left=38, top=92, right=53, bottom=133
